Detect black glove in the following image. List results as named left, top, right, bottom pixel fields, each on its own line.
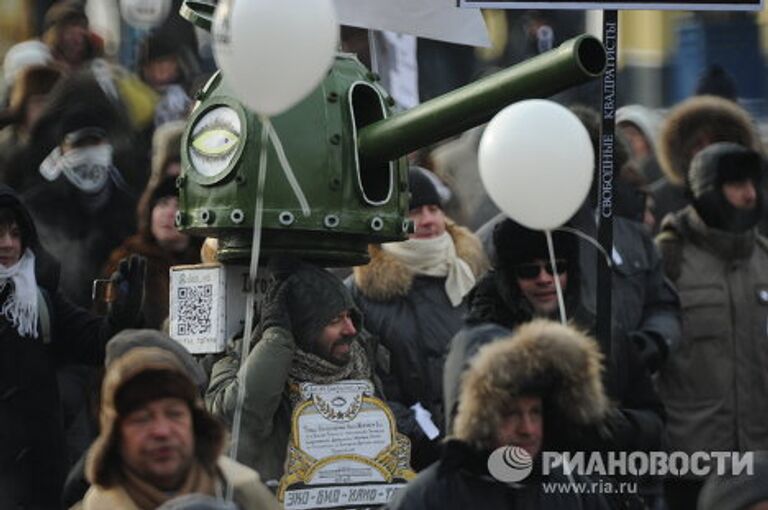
left=259, top=274, right=294, bottom=333
left=108, top=255, right=146, bottom=328
left=629, top=330, right=668, bottom=374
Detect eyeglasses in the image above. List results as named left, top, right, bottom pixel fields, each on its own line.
left=514, top=259, right=568, bottom=279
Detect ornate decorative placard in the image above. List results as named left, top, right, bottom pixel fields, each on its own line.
left=278, top=380, right=415, bottom=509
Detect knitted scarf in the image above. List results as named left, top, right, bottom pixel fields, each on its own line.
left=0, top=249, right=38, bottom=338
left=382, top=231, right=475, bottom=306
left=288, top=340, right=371, bottom=386
left=121, top=461, right=215, bottom=510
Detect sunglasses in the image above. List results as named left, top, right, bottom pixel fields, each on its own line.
left=514, top=259, right=568, bottom=279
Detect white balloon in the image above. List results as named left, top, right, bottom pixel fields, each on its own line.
left=212, top=0, right=338, bottom=117
left=478, top=100, right=594, bottom=231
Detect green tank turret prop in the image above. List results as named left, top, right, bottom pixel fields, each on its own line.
left=177, top=0, right=606, bottom=267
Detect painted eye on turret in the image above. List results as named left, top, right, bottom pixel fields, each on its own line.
left=189, top=106, right=242, bottom=178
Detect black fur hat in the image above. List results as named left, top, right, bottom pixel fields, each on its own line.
left=492, top=218, right=579, bottom=270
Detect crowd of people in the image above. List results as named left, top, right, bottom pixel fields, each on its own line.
left=1, top=1, right=768, bottom=509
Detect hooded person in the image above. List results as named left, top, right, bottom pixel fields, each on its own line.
left=20, top=100, right=139, bottom=307
left=348, top=166, right=488, bottom=470
left=62, top=328, right=211, bottom=507
left=446, top=218, right=664, bottom=506
left=655, top=142, right=768, bottom=510
left=652, top=94, right=761, bottom=229
left=74, top=346, right=280, bottom=510
left=41, top=0, right=101, bottom=73
left=386, top=319, right=611, bottom=510
left=103, top=176, right=201, bottom=330
left=206, top=262, right=376, bottom=485
left=0, top=185, right=145, bottom=510
left=616, top=104, right=665, bottom=186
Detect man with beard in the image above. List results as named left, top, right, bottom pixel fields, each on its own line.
left=655, top=142, right=768, bottom=509
left=206, top=263, right=377, bottom=487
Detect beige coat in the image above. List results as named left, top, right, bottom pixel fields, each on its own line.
left=74, top=457, right=281, bottom=510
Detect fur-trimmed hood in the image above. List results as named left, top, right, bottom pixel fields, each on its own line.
left=658, top=95, right=760, bottom=186
left=453, top=319, right=608, bottom=452
left=352, top=220, right=489, bottom=300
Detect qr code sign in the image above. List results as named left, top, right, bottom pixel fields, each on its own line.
left=175, top=284, right=214, bottom=336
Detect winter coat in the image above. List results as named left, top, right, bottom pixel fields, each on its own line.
left=391, top=321, right=610, bottom=510
left=77, top=346, right=280, bottom=510
left=447, top=224, right=666, bottom=454
left=206, top=326, right=295, bottom=487
left=347, top=221, right=488, bottom=469
left=22, top=178, right=137, bottom=308
left=656, top=206, right=768, bottom=458
left=0, top=186, right=119, bottom=510
left=384, top=440, right=610, bottom=510
left=477, top=208, right=682, bottom=358
left=74, top=457, right=280, bottom=510
left=103, top=235, right=200, bottom=330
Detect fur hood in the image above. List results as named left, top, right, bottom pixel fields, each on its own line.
left=453, top=319, right=608, bottom=451
left=659, top=95, right=760, bottom=186
left=352, top=220, right=489, bottom=300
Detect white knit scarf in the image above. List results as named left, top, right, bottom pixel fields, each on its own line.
left=0, top=249, right=38, bottom=338
left=382, top=232, right=475, bottom=306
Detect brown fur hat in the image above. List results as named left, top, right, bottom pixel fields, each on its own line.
left=85, top=347, right=226, bottom=487
left=453, top=319, right=608, bottom=451
left=658, top=95, right=760, bottom=186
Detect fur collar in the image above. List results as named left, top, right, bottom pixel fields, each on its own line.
left=353, top=220, right=489, bottom=300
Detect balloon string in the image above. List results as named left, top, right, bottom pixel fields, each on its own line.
left=226, top=117, right=270, bottom=502
left=545, top=229, right=567, bottom=325
left=265, top=119, right=311, bottom=217
left=553, top=226, right=613, bottom=268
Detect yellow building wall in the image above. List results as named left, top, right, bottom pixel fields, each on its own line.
left=619, top=10, right=688, bottom=68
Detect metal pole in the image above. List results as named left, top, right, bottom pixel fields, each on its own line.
left=597, top=10, right=617, bottom=361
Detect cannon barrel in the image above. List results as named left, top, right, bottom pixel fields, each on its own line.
left=357, top=34, right=606, bottom=164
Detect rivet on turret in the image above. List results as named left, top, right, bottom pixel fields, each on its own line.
left=386, top=96, right=396, bottom=106
left=176, top=175, right=186, bottom=187
left=327, top=92, right=339, bottom=103
left=329, top=134, right=341, bottom=145
left=370, top=217, right=384, bottom=232
left=175, top=211, right=184, bottom=227
left=403, top=219, right=414, bottom=234
left=324, top=215, right=340, bottom=229
left=235, top=174, right=247, bottom=185
left=279, top=211, right=295, bottom=226
left=230, top=209, right=245, bottom=224
left=200, top=209, right=215, bottom=225
left=330, top=177, right=341, bottom=190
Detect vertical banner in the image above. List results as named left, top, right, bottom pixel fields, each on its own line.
left=596, top=11, right=617, bottom=361
left=372, top=31, right=420, bottom=109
